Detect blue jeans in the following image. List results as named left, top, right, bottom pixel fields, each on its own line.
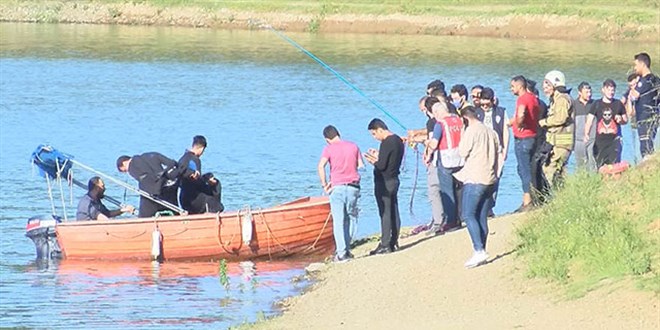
left=329, top=184, right=360, bottom=256
left=437, top=165, right=458, bottom=225
left=514, top=137, right=535, bottom=194
left=462, top=183, right=494, bottom=252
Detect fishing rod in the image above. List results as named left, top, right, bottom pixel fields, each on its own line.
left=261, top=23, right=408, bottom=131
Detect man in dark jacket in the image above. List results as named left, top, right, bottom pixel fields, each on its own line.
left=174, top=135, right=224, bottom=214
left=116, top=152, right=178, bottom=217
left=364, top=119, right=404, bottom=255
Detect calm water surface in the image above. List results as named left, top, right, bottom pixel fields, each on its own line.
left=1, top=22, right=657, bottom=329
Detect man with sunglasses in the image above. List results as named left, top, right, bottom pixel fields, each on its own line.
left=478, top=88, right=509, bottom=216
left=470, top=85, right=483, bottom=108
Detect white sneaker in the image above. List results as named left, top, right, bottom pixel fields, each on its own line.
left=464, top=250, right=489, bottom=268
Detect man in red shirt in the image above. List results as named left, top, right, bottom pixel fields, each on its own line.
left=509, top=75, right=540, bottom=211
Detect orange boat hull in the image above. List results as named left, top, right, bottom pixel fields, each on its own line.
left=55, top=196, right=335, bottom=261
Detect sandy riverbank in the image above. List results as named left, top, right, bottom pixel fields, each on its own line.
left=0, top=1, right=658, bottom=43
left=244, top=212, right=659, bottom=329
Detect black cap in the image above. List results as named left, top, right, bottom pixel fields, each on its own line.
left=577, top=81, right=591, bottom=91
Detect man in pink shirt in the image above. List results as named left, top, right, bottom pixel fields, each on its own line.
left=318, top=125, right=364, bottom=262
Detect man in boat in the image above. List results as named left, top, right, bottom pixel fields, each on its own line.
left=116, top=152, right=179, bottom=217
left=364, top=118, right=404, bottom=255
left=317, top=125, right=364, bottom=262
left=76, top=176, right=135, bottom=221
left=174, top=135, right=224, bottom=214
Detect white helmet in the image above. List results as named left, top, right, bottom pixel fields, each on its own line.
left=544, top=70, right=566, bottom=88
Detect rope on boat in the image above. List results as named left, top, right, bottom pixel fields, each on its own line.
left=215, top=213, right=239, bottom=256
left=303, top=210, right=333, bottom=253
left=262, top=23, right=407, bottom=131
left=105, top=229, right=147, bottom=239
left=255, top=208, right=290, bottom=257
left=44, top=173, right=56, bottom=217
left=55, top=158, right=68, bottom=221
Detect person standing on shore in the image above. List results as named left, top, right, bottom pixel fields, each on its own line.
left=427, top=101, right=464, bottom=234
left=573, top=82, right=596, bottom=170
left=318, top=125, right=363, bottom=262
left=408, top=96, right=445, bottom=233
left=478, top=87, right=509, bottom=216
left=470, top=85, right=483, bottom=108
left=450, top=84, right=470, bottom=116
left=584, top=79, right=628, bottom=167
left=509, top=75, right=539, bottom=212
left=538, top=70, right=574, bottom=189
left=628, top=52, right=659, bottom=159
left=454, top=107, right=499, bottom=268
left=364, top=119, right=404, bottom=255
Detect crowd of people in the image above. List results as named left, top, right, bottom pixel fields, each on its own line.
left=74, top=52, right=658, bottom=269
left=318, top=52, right=659, bottom=267
left=76, top=135, right=224, bottom=221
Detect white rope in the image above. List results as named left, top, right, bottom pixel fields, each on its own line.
left=55, top=158, right=68, bottom=221
left=44, top=175, right=56, bottom=217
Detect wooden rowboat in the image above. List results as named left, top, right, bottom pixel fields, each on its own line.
left=54, top=196, right=334, bottom=261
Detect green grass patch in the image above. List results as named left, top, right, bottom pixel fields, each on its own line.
left=516, top=156, right=660, bottom=297
left=87, top=0, right=659, bottom=25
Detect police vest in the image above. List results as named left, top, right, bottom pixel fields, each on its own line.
left=438, top=116, right=465, bottom=169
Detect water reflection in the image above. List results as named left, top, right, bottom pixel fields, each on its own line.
left=10, top=259, right=309, bottom=329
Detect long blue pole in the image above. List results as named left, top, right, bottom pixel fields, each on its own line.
left=265, top=26, right=408, bottom=131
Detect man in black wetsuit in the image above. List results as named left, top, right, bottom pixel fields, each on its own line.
left=175, top=135, right=224, bottom=214
left=76, top=176, right=135, bottom=221
left=116, top=152, right=178, bottom=217
left=364, top=118, right=404, bottom=255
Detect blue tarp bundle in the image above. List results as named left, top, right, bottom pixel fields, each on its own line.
left=31, top=145, right=74, bottom=180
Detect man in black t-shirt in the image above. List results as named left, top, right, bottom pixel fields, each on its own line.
left=365, top=118, right=404, bottom=255
left=584, top=79, right=628, bottom=167
left=628, top=52, right=659, bottom=158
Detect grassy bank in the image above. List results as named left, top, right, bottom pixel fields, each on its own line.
left=112, top=0, right=659, bottom=25
left=517, top=157, right=660, bottom=297
left=1, top=0, right=658, bottom=42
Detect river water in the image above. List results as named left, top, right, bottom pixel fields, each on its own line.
left=0, top=22, right=657, bottom=328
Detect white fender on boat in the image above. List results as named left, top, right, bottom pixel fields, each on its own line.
left=242, top=212, right=253, bottom=245
left=151, top=226, right=161, bottom=260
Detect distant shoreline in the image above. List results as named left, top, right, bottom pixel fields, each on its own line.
left=0, top=1, right=658, bottom=43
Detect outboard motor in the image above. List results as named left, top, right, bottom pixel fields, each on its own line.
left=26, top=215, right=63, bottom=260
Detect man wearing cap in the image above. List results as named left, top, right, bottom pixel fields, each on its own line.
left=573, top=82, right=596, bottom=170
left=539, top=70, right=574, bottom=188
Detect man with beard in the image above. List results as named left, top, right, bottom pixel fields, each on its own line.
left=76, top=177, right=135, bottom=221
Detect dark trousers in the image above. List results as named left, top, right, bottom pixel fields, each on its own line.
left=437, top=165, right=459, bottom=225
left=638, top=118, right=658, bottom=158
left=375, top=176, right=400, bottom=249
left=180, top=182, right=224, bottom=215
left=594, top=135, right=621, bottom=167
left=138, top=196, right=169, bottom=218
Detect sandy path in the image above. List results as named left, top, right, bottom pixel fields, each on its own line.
left=257, top=213, right=659, bottom=329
